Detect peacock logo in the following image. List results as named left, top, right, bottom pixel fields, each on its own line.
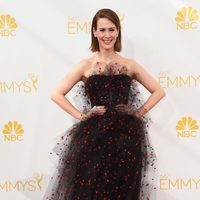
left=2, top=121, right=24, bottom=141
left=175, top=6, right=199, bottom=30
left=176, top=117, right=199, bottom=138
left=0, top=14, right=18, bottom=36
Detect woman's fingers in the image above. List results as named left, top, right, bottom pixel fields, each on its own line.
left=88, top=104, right=134, bottom=117
left=97, top=106, right=106, bottom=114
left=86, top=104, right=135, bottom=118
left=115, top=104, right=128, bottom=108
left=115, top=104, right=125, bottom=107
left=115, top=104, right=129, bottom=112
left=92, top=106, right=106, bottom=115
left=97, top=106, right=106, bottom=108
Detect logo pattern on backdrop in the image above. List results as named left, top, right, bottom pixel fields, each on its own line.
left=2, top=121, right=24, bottom=141
left=175, top=7, right=199, bottom=30
left=0, top=14, right=18, bottom=36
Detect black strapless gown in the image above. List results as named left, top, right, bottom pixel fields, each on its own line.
left=43, top=63, right=157, bottom=200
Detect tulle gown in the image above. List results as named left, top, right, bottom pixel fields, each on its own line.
left=43, top=62, right=157, bottom=200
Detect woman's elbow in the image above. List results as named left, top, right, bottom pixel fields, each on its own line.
left=50, top=94, right=55, bottom=102
left=50, top=91, right=66, bottom=102
left=160, top=88, right=166, bottom=98
left=50, top=93, right=58, bottom=102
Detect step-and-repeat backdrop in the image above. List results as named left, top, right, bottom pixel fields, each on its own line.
left=0, top=0, right=200, bottom=199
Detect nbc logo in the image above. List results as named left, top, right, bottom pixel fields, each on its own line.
left=0, top=14, right=18, bottom=36
left=2, top=121, right=24, bottom=141
left=176, top=117, right=199, bottom=138
left=175, top=6, right=199, bottom=30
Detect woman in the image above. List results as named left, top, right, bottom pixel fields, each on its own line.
left=44, top=8, right=165, bottom=200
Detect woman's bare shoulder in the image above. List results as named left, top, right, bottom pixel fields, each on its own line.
left=116, top=56, right=149, bottom=79
left=117, top=56, right=137, bottom=75
left=74, top=56, right=96, bottom=83
left=75, top=58, right=91, bottom=69
left=121, top=57, right=137, bottom=66
left=70, top=57, right=93, bottom=76
left=122, top=57, right=147, bottom=75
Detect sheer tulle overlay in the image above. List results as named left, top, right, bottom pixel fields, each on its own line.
left=43, top=62, right=157, bottom=200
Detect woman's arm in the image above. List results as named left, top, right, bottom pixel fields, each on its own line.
left=50, top=60, right=88, bottom=120
left=130, top=59, right=166, bottom=116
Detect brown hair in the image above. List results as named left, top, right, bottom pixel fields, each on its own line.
left=90, top=8, right=122, bottom=52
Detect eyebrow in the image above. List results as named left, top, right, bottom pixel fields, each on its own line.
left=99, top=27, right=116, bottom=29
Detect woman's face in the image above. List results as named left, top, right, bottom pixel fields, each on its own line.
left=93, top=17, right=119, bottom=51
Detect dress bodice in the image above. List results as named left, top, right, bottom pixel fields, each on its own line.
left=85, top=74, right=132, bottom=108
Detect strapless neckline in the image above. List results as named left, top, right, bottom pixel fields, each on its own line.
left=84, top=73, right=133, bottom=85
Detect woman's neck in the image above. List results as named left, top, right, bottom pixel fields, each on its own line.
left=96, top=51, right=119, bottom=64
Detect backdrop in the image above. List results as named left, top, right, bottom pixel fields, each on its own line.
left=0, top=0, right=200, bottom=199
